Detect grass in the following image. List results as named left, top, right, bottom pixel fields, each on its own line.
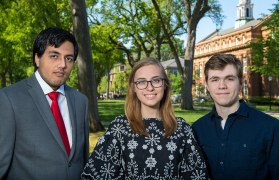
left=98, top=100, right=125, bottom=123
left=97, top=100, right=211, bottom=125
left=89, top=99, right=279, bottom=152
left=174, top=107, right=209, bottom=125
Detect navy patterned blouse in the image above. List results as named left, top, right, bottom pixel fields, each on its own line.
left=82, top=115, right=209, bottom=179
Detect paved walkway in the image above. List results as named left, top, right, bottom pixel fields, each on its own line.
left=265, top=112, right=279, bottom=117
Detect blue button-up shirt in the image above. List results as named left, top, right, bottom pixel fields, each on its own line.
left=192, top=100, right=279, bottom=180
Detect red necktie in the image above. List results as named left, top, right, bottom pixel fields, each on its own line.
left=48, top=91, right=71, bottom=156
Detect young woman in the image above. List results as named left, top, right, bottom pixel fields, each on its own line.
left=82, top=57, right=209, bottom=179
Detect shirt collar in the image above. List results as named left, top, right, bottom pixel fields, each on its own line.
left=35, top=71, right=65, bottom=95
left=210, top=99, right=249, bottom=120
left=235, top=99, right=249, bottom=117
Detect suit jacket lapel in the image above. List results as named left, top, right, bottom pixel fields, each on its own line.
left=27, top=75, right=68, bottom=156
left=65, top=86, right=77, bottom=160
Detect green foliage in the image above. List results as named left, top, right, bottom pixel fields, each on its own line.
left=249, top=4, right=279, bottom=77
left=66, top=64, right=78, bottom=89
left=89, top=24, right=125, bottom=87
left=89, top=0, right=187, bottom=63
left=160, top=42, right=185, bottom=61
left=246, top=97, right=279, bottom=106
left=192, top=69, right=205, bottom=96
left=98, top=76, right=108, bottom=94
left=111, top=72, right=128, bottom=95
left=169, top=73, right=182, bottom=94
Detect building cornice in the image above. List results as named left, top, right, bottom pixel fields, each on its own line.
left=194, top=44, right=250, bottom=58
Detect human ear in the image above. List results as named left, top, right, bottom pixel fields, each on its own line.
left=35, top=54, right=40, bottom=68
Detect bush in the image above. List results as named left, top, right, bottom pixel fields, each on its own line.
left=246, top=97, right=279, bottom=106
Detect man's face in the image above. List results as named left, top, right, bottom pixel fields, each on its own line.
left=206, top=64, right=242, bottom=108
left=35, top=41, right=75, bottom=90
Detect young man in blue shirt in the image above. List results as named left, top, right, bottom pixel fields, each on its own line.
left=192, top=53, right=279, bottom=180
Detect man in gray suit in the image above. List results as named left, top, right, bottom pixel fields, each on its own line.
left=0, top=27, right=89, bottom=179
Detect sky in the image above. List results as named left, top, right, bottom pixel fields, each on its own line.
left=195, top=0, right=278, bottom=42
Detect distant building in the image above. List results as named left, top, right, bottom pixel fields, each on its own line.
left=160, top=57, right=184, bottom=75
left=106, top=63, right=127, bottom=97
left=109, top=63, right=126, bottom=84
left=194, top=0, right=278, bottom=99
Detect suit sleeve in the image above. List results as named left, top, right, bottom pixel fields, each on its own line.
left=0, top=91, right=15, bottom=178
left=84, top=97, right=90, bottom=163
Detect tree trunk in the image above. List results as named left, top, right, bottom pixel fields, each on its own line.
left=1, top=72, right=6, bottom=88
left=181, top=55, right=194, bottom=110
left=181, top=28, right=196, bottom=110
left=70, top=0, right=104, bottom=132
left=180, top=0, right=211, bottom=110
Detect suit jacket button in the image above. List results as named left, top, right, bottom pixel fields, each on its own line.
left=68, top=163, right=72, bottom=167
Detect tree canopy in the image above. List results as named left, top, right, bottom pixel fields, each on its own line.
left=250, top=4, right=279, bottom=77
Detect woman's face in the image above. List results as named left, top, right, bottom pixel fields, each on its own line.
left=133, top=64, right=165, bottom=110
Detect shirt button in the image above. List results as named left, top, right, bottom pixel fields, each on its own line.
left=220, top=161, right=224, bottom=165
left=221, top=143, right=225, bottom=147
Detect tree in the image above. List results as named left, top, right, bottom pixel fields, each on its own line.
left=152, top=0, right=223, bottom=109
left=249, top=4, right=279, bottom=77
left=160, top=40, right=185, bottom=61
left=89, top=23, right=125, bottom=94
left=88, top=0, right=186, bottom=67
left=70, top=0, right=104, bottom=132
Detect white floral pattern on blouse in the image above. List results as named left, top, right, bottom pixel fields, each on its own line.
left=82, top=115, right=209, bottom=180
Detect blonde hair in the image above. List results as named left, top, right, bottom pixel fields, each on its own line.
left=125, top=57, right=177, bottom=137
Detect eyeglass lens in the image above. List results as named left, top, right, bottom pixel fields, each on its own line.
left=134, top=78, right=164, bottom=90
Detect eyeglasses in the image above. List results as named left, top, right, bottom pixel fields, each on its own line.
left=134, top=78, right=165, bottom=90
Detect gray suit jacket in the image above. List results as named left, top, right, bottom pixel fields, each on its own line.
left=0, top=74, right=89, bottom=180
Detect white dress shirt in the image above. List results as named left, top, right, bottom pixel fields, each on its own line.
left=35, top=71, right=72, bottom=148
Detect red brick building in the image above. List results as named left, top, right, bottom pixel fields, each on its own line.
left=194, top=0, right=278, bottom=99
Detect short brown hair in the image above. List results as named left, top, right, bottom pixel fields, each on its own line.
left=204, top=53, right=243, bottom=82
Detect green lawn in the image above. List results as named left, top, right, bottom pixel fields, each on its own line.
left=98, top=99, right=279, bottom=126
left=98, top=99, right=210, bottom=126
